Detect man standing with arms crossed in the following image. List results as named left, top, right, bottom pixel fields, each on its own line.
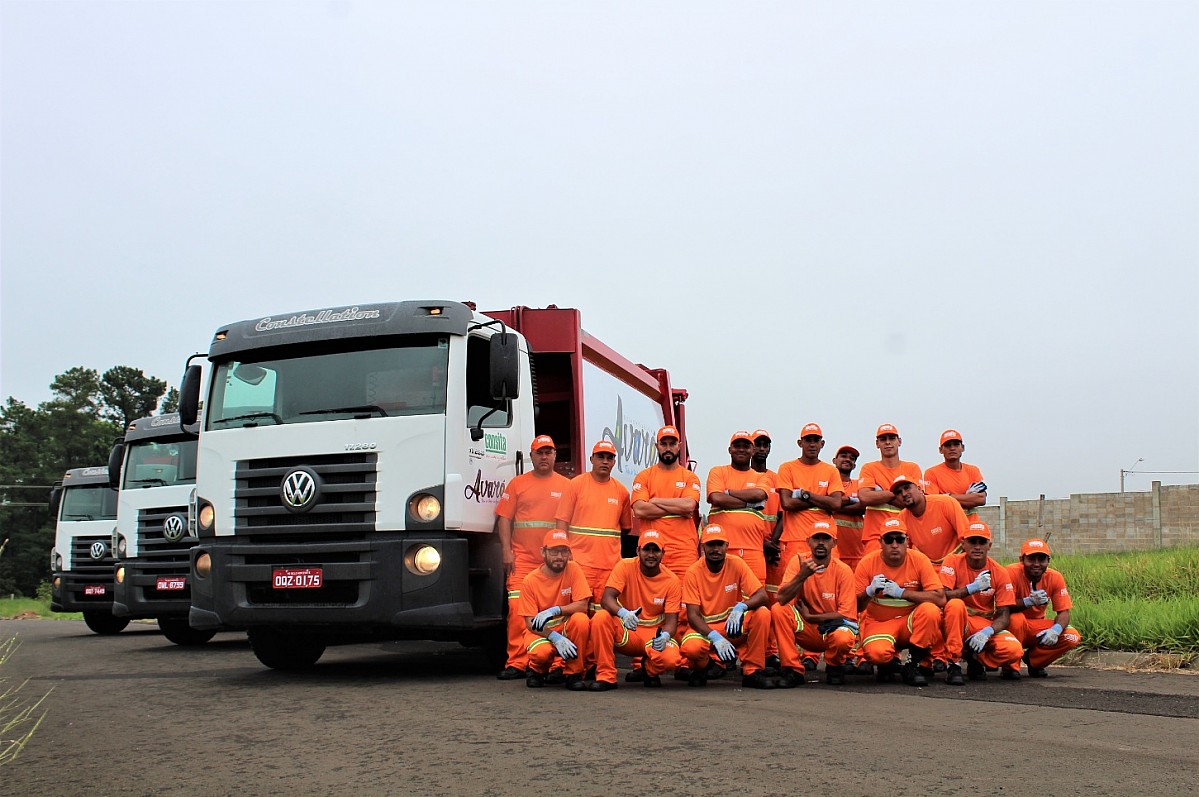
left=519, top=530, right=592, bottom=691
left=707, top=431, right=772, bottom=584
left=771, top=523, right=858, bottom=687
left=772, top=423, right=844, bottom=578
left=494, top=435, right=571, bottom=680
left=588, top=530, right=682, bottom=690
left=1005, top=538, right=1082, bottom=677
left=632, top=426, right=702, bottom=578
left=924, top=429, right=987, bottom=521
left=939, top=521, right=1024, bottom=683
left=857, top=424, right=924, bottom=550
left=680, top=524, right=775, bottom=688
left=831, top=445, right=867, bottom=574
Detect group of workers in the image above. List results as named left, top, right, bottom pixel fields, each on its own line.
left=494, top=424, right=1081, bottom=691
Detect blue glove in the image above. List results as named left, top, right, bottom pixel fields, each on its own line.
left=866, top=574, right=889, bottom=597
left=547, top=631, right=578, bottom=660
left=531, top=605, right=561, bottom=631
left=882, top=580, right=906, bottom=599
left=843, top=619, right=860, bottom=635
left=707, top=630, right=738, bottom=663
left=617, top=607, right=642, bottom=631
left=1036, top=624, right=1063, bottom=647
left=965, top=570, right=992, bottom=596
left=650, top=629, right=670, bottom=652
left=967, top=626, right=995, bottom=653
left=1022, top=589, right=1049, bottom=608
left=725, top=602, right=748, bottom=636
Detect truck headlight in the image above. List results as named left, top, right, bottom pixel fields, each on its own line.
left=116, top=535, right=127, bottom=557
left=405, top=545, right=441, bottom=576
left=195, top=552, right=211, bottom=578
left=409, top=494, right=441, bottom=522
left=55, top=554, right=63, bottom=571
left=197, top=501, right=215, bottom=533
left=116, top=566, right=125, bottom=584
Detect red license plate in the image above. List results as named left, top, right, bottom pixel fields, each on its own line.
left=156, top=577, right=187, bottom=591
left=272, top=567, right=323, bottom=589
left=84, top=585, right=106, bottom=596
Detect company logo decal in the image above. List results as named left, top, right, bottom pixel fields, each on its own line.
left=484, top=432, right=507, bottom=456
left=163, top=514, right=186, bottom=542
left=280, top=469, right=320, bottom=512
left=465, top=469, right=506, bottom=503
left=254, top=306, right=381, bottom=332
left=601, top=396, right=658, bottom=475
left=90, top=541, right=107, bottom=560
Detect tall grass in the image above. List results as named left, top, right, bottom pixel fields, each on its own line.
left=0, top=636, right=52, bottom=766
left=1051, top=547, right=1199, bottom=653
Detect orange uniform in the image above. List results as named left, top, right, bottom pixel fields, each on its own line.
left=924, top=462, right=986, bottom=520
left=632, top=464, right=702, bottom=576
left=555, top=474, right=632, bottom=607
left=770, top=555, right=858, bottom=669
left=854, top=548, right=944, bottom=666
left=901, top=494, right=970, bottom=565
left=857, top=460, right=923, bottom=548
left=706, top=465, right=773, bottom=582
left=680, top=555, right=769, bottom=675
left=518, top=561, right=592, bottom=676
left=938, top=553, right=1022, bottom=668
left=832, top=476, right=864, bottom=572
left=1005, top=564, right=1082, bottom=669
left=773, top=460, right=842, bottom=599
left=495, top=471, right=571, bottom=670
left=590, top=558, right=683, bottom=683
left=760, top=468, right=784, bottom=600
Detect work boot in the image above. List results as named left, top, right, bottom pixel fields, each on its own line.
left=525, top=672, right=546, bottom=688
left=741, top=671, right=777, bottom=690
left=854, top=660, right=874, bottom=677
left=674, top=666, right=693, bottom=682
left=545, top=668, right=565, bottom=685
left=1028, top=666, right=1049, bottom=678
left=803, top=659, right=819, bottom=682
left=775, top=668, right=806, bottom=689
left=587, top=679, right=618, bottom=692
left=1000, top=667, right=1021, bottom=681
left=946, top=663, right=965, bottom=686
left=643, top=674, right=663, bottom=688
left=966, top=659, right=987, bottom=681
left=765, top=654, right=781, bottom=674
left=875, top=661, right=899, bottom=683
left=901, top=661, right=928, bottom=687
left=705, top=661, right=728, bottom=680
left=687, top=668, right=708, bottom=688
left=824, top=664, right=845, bottom=685
left=564, top=673, right=586, bottom=691
left=496, top=666, right=525, bottom=681
left=624, top=666, right=645, bottom=683
left=932, top=660, right=948, bottom=674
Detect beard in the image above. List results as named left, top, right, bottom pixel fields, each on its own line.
left=659, top=451, right=678, bottom=465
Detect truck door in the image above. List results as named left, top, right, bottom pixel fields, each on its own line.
left=459, top=334, right=520, bottom=529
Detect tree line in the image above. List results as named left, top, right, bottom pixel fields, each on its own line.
left=0, top=366, right=176, bottom=597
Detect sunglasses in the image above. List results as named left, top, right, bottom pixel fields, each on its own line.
left=881, top=534, right=907, bottom=544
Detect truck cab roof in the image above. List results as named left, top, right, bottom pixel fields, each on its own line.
left=124, top=413, right=188, bottom=443
left=61, top=466, right=112, bottom=487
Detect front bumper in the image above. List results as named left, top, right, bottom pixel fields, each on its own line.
left=51, top=571, right=116, bottom=613
left=112, top=559, right=191, bottom=619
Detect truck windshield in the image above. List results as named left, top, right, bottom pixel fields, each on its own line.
left=123, top=438, right=198, bottom=488
left=206, top=336, right=449, bottom=429
left=60, top=485, right=118, bottom=521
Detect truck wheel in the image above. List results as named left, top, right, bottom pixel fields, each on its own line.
left=83, top=611, right=130, bottom=635
left=158, top=617, right=217, bottom=646
left=247, top=627, right=326, bottom=670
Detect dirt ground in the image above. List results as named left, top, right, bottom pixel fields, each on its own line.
left=2, top=618, right=1197, bottom=797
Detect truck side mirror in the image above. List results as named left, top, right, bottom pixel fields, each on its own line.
left=49, top=486, right=62, bottom=517
left=489, top=334, right=520, bottom=401
left=179, top=364, right=203, bottom=426
left=107, top=440, right=126, bottom=489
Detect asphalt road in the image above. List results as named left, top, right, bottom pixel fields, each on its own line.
left=2, top=618, right=1197, bottom=797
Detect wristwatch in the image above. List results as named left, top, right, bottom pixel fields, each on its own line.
left=800, top=489, right=811, bottom=502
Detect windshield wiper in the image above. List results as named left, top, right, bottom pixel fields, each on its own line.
left=215, top=411, right=283, bottom=427
left=129, top=478, right=169, bottom=487
left=298, top=405, right=389, bottom=418
left=64, top=513, right=95, bottom=520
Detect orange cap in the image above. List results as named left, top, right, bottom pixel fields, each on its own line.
left=729, top=430, right=753, bottom=444
left=530, top=435, right=556, bottom=451
left=890, top=475, right=919, bottom=492
left=940, top=429, right=963, bottom=445
left=876, top=423, right=900, bottom=438
left=836, top=445, right=860, bottom=457
left=592, top=440, right=618, bottom=456
left=809, top=519, right=838, bottom=540
left=700, top=524, right=729, bottom=544
left=656, top=425, right=680, bottom=443
left=799, top=423, right=823, bottom=439
left=542, top=529, right=571, bottom=549
left=639, top=530, right=663, bottom=549
left=751, top=429, right=771, bottom=442
left=965, top=521, right=992, bottom=540
left=1021, top=538, right=1051, bottom=557
left=881, top=518, right=907, bottom=536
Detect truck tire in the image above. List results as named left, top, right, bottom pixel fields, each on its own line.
left=158, top=617, right=217, bottom=646
left=247, top=627, right=326, bottom=670
left=83, top=611, right=130, bottom=635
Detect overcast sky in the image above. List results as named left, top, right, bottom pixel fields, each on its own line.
left=3, top=2, right=1196, bottom=501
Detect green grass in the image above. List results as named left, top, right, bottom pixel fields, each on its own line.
left=1052, top=546, right=1199, bottom=654
left=0, top=598, right=81, bottom=621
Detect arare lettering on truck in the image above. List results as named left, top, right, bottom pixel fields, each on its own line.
left=464, top=469, right=506, bottom=503
left=601, top=396, right=658, bottom=475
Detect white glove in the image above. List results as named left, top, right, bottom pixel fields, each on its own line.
left=967, top=626, right=995, bottom=653
left=966, top=481, right=988, bottom=494
left=547, top=631, right=578, bottom=660
left=725, top=602, right=748, bottom=636
left=1036, top=624, right=1063, bottom=647
left=531, top=605, right=561, bottom=631
left=650, top=629, right=670, bottom=652
left=866, top=574, right=889, bottom=597
left=617, top=607, right=642, bottom=631
left=707, top=630, right=738, bottom=663
left=1023, top=589, right=1050, bottom=608
left=966, top=570, right=992, bottom=596
left=882, top=580, right=906, bottom=599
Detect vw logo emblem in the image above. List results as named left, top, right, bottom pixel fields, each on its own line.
left=280, top=468, right=320, bottom=513
left=163, top=514, right=186, bottom=542
left=90, top=541, right=107, bottom=560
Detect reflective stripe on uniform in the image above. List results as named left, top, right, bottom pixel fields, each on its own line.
left=569, top=525, right=620, bottom=538
left=861, top=632, right=896, bottom=647
left=513, top=520, right=556, bottom=529
left=507, top=590, right=521, bottom=601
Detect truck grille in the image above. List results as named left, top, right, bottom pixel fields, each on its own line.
left=234, top=453, right=378, bottom=541
left=70, top=535, right=117, bottom=575
left=136, top=505, right=194, bottom=565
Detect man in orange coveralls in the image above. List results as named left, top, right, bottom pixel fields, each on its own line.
left=519, top=530, right=592, bottom=691
left=680, top=524, right=775, bottom=689
left=857, top=424, right=924, bottom=550
left=588, top=529, right=682, bottom=691
left=1005, top=538, right=1082, bottom=677
left=938, top=521, right=1024, bottom=684
left=632, top=425, right=703, bottom=580
left=772, top=423, right=844, bottom=588
left=494, top=435, right=571, bottom=680
left=771, top=524, right=858, bottom=687
left=923, top=429, right=987, bottom=521
left=706, top=431, right=773, bottom=583
left=855, top=518, right=946, bottom=686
